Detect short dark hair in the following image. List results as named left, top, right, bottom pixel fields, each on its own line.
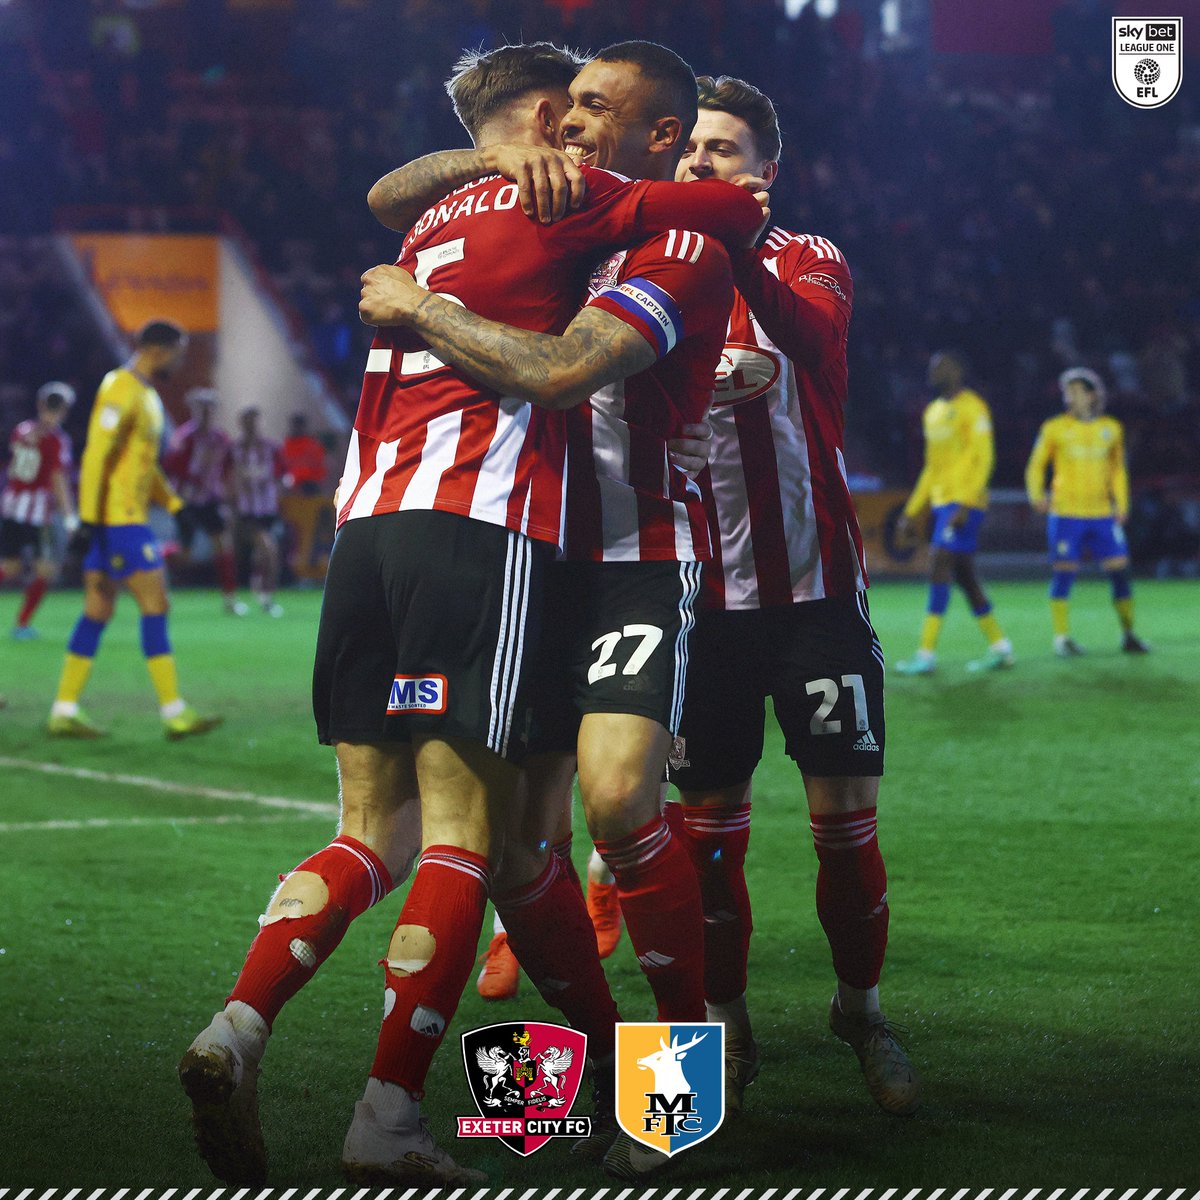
left=137, top=320, right=186, bottom=349
left=696, top=75, right=782, bottom=162
left=594, top=41, right=698, bottom=139
left=446, top=42, right=586, bottom=140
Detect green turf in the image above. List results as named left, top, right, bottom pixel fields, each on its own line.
left=0, top=580, right=1196, bottom=1185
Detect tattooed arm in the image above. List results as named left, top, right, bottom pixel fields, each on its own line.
left=359, top=264, right=655, bottom=411
left=368, top=145, right=585, bottom=231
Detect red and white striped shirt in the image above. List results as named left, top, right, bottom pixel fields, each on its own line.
left=231, top=436, right=283, bottom=518
left=564, top=230, right=733, bottom=562
left=337, top=169, right=763, bottom=547
left=699, top=226, right=868, bottom=609
left=1, top=420, right=70, bottom=526
left=166, top=421, right=231, bottom=506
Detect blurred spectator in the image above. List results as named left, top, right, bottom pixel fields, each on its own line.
left=281, top=413, right=328, bottom=497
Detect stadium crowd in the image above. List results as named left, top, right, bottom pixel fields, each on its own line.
left=1, top=0, right=1197, bottom=565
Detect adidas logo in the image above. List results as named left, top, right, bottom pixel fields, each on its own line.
left=636, top=950, right=676, bottom=969
left=853, top=729, right=881, bottom=752
left=410, top=1004, right=446, bottom=1038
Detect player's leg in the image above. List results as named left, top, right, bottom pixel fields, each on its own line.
left=49, top=564, right=116, bottom=736
left=252, top=522, right=282, bottom=616
left=13, top=525, right=54, bottom=635
left=1047, top=516, right=1083, bottom=655
left=208, top=511, right=245, bottom=615
left=125, top=563, right=222, bottom=738
left=896, top=510, right=954, bottom=674
left=180, top=520, right=416, bottom=1185
left=667, top=605, right=764, bottom=1111
left=777, top=593, right=919, bottom=1115
left=488, top=750, right=624, bottom=1072
left=345, top=511, right=545, bottom=1184
left=1099, top=520, right=1149, bottom=652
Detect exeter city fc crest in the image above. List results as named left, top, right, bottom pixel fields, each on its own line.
left=1112, top=17, right=1182, bottom=108
left=615, top=1022, right=725, bottom=1158
left=459, top=1022, right=590, bottom=1156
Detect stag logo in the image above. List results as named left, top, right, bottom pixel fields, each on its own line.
left=615, top=1022, right=726, bottom=1157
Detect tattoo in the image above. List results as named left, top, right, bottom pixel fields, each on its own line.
left=406, top=297, right=657, bottom=410
left=369, top=150, right=492, bottom=232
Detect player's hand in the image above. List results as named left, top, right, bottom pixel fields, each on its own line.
left=895, top=512, right=914, bottom=540
left=66, top=521, right=97, bottom=559
left=730, top=173, right=772, bottom=245
left=62, top=511, right=80, bottom=535
left=360, top=264, right=422, bottom=326
left=667, top=420, right=714, bottom=479
left=485, top=144, right=586, bottom=224
left=1031, top=497, right=1050, bottom=515
left=948, top=505, right=970, bottom=528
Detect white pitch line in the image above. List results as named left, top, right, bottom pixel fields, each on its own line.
left=0, top=813, right=331, bottom=832
left=0, top=755, right=337, bottom=816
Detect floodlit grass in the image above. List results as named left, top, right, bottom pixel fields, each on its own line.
left=0, top=580, right=1196, bottom=1185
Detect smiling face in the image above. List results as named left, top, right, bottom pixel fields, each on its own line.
left=676, top=108, right=778, bottom=186
left=561, top=59, right=681, bottom=180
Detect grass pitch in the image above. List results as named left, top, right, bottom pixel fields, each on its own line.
left=0, top=579, right=1196, bottom=1186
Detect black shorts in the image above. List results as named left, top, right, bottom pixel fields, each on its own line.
left=0, top=518, right=46, bottom=560
left=312, top=509, right=548, bottom=762
left=176, top=502, right=228, bottom=548
left=531, top=559, right=703, bottom=753
left=668, top=591, right=886, bottom=788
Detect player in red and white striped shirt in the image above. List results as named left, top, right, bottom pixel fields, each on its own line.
left=663, top=76, right=919, bottom=1119
left=1, top=382, right=75, bottom=638
left=230, top=407, right=285, bottom=616
left=165, top=389, right=244, bottom=614
left=181, top=43, right=761, bottom=1188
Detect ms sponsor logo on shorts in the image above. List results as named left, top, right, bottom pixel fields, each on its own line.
left=386, top=674, right=447, bottom=714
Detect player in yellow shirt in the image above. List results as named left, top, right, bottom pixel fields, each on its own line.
left=1026, top=367, right=1149, bottom=657
left=48, top=320, right=222, bottom=738
left=896, top=351, right=1013, bottom=674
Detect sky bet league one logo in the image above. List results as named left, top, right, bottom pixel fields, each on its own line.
left=615, top=1023, right=725, bottom=1158
left=1112, top=18, right=1183, bottom=108
left=458, top=1023, right=590, bottom=1156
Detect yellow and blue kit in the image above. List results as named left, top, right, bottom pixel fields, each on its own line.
left=1025, top=412, right=1136, bottom=639
left=903, top=387, right=994, bottom=555
left=77, top=366, right=182, bottom=579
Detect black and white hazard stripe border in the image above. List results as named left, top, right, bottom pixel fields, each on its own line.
left=3, top=1188, right=1195, bottom=1200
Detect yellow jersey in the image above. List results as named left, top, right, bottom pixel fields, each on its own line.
left=1025, top=413, right=1128, bottom=519
left=903, top=387, right=994, bottom=516
left=78, top=367, right=182, bottom=525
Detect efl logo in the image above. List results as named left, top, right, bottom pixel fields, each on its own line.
left=1112, top=17, right=1183, bottom=108
left=386, top=674, right=447, bottom=714
left=712, top=344, right=781, bottom=408
left=615, top=1023, right=725, bottom=1158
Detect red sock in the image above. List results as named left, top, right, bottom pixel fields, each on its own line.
left=216, top=550, right=237, bottom=596
left=370, top=845, right=490, bottom=1097
left=551, top=834, right=584, bottom=898
left=594, top=816, right=705, bottom=1022
left=17, top=577, right=49, bottom=627
left=670, top=802, right=752, bottom=1005
left=496, top=855, right=621, bottom=1059
left=228, top=834, right=392, bottom=1027
left=811, top=807, right=889, bottom=988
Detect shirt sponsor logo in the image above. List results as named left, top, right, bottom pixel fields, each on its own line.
left=386, top=674, right=448, bottom=714
left=798, top=271, right=849, bottom=303
left=712, top=344, right=781, bottom=408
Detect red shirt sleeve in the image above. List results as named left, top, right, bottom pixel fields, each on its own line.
left=546, top=169, right=763, bottom=258
left=587, top=230, right=733, bottom=358
left=731, top=232, right=853, bottom=369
